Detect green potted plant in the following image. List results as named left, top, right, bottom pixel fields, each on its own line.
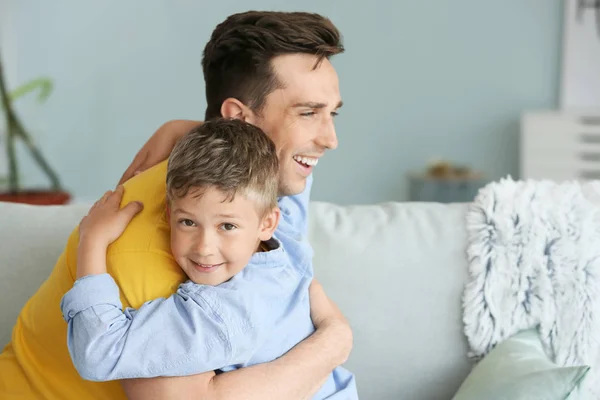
left=0, top=51, right=70, bottom=205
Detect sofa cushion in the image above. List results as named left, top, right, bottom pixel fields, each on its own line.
left=309, top=201, right=472, bottom=399
left=452, top=328, right=589, bottom=400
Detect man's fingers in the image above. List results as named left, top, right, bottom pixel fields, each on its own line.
left=117, top=169, right=130, bottom=187
left=131, top=154, right=153, bottom=177
left=118, top=152, right=147, bottom=186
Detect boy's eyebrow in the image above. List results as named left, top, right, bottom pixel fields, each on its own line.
left=217, top=213, right=241, bottom=219
left=171, top=209, right=240, bottom=219
left=291, top=100, right=344, bottom=109
left=172, top=208, right=190, bottom=215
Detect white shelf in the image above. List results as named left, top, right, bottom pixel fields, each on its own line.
left=520, top=111, right=600, bottom=181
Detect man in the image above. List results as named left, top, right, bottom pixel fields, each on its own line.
left=0, top=11, right=350, bottom=400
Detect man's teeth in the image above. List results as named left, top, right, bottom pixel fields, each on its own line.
left=293, top=156, right=318, bottom=166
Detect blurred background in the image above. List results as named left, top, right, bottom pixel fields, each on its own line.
left=1, top=1, right=592, bottom=205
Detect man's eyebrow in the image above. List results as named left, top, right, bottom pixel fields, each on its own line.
left=292, top=100, right=344, bottom=109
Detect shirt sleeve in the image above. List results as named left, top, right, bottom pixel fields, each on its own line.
left=277, top=174, right=313, bottom=236
left=60, top=273, right=262, bottom=381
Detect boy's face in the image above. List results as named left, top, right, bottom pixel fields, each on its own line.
left=168, top=187, right=278, bottom=286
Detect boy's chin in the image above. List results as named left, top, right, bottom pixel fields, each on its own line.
left=187, top=271, right=233, bottom=286
left=189, top=275, right=227, bottom=286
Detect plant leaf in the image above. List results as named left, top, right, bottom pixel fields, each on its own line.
left=8, top=77, right=53, bottom=103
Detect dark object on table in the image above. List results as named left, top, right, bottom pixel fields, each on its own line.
left=408, top=161, right=486, bottom=203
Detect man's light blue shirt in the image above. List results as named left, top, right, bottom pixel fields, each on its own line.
left=60, top=175, right=358, bottom=399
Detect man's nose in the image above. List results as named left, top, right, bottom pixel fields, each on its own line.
left=316, top=119, right=338, bottom=150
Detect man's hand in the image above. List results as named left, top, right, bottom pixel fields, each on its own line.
left=309, top=279, right=353, bottom=365
left=118, top=119, right=203, bottom=185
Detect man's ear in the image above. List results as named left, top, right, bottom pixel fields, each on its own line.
left=221, top=98, right=254, bottom=122
left=258, top=206, right=280, bottom=241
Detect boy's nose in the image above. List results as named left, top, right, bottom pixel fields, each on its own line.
left=194, top=232, right=215, bottom=255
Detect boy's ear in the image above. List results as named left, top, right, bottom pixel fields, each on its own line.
left=165, top=202, right=171, bottom=224
left=220, top=98, right=255, bottom=122
left=258, top=206, right=280, bottom=241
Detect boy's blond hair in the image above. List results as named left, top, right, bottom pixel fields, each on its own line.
left=166, top=118, right=279, bottom=214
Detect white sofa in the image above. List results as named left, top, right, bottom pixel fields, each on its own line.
left=0, top=200, right=472, bottom=399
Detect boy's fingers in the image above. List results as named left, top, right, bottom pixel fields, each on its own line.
left=120, top=201, right=144, bottom=221
left=99, top=191, right=111, bottom=204
left=109, top=186, right=125, bottom=203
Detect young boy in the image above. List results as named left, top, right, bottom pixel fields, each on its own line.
left=60, top=118, right=358, bottom=399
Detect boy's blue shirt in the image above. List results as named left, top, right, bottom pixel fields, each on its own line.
left=60, top=175, right=358, bottom=399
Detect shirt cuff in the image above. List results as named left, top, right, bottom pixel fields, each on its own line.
left=60, top=273, right=122, bottom=323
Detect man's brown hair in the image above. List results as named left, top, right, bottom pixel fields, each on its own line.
left=166, top=118, right=279, bottom=213
left=202, top=11, right=344, bottom=120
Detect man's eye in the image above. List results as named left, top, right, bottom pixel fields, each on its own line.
left=300, top=111, right=316, bottom=117
left=180, top=219, right=195, bottom=227
left=221, top=223, right=237, bottom=231
left=331, top=111, right=339, bottom=117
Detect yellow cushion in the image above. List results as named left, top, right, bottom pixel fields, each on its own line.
left=0, top=160, right=187, bottom=400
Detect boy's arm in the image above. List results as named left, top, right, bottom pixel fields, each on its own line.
left=61, top=266, right=262, bottom=381
left=121, top=279, right=352, bottom=400
left=64, top=187, right=261, bottom=381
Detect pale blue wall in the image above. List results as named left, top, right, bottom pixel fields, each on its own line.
left=1, top=0, right=563, bottom=204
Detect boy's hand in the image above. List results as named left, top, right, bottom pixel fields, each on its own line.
left=79, top=185, right=143, bottom=248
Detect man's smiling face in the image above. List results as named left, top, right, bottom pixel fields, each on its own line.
left=248, top=53, right=342, bottom=196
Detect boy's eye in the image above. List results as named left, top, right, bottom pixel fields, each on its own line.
left=221, top=223, right=237, bottom=231
left=179, top=219, right=195, bottom=227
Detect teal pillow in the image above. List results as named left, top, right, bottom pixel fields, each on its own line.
left=453, top=329, right=589, bottom=400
